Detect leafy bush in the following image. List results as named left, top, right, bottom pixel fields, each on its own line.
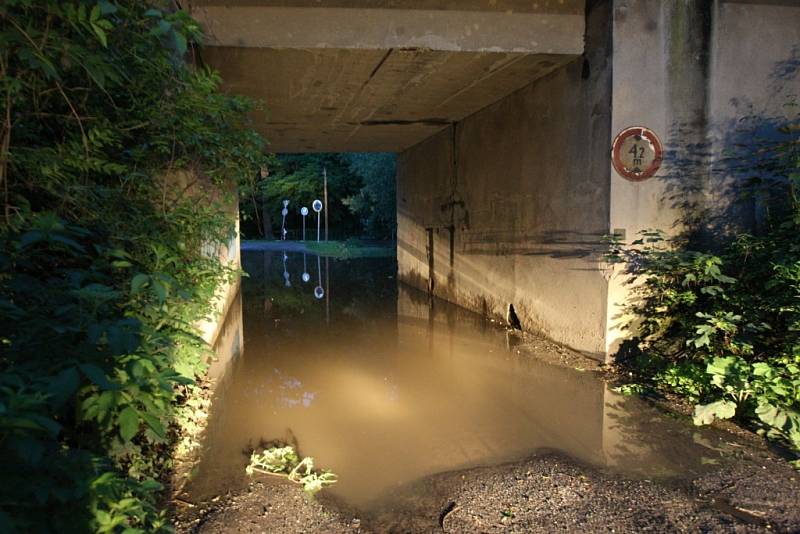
left=609, top=118, right=800, bottom=457
left=0, top=1, right=267, bottom=531
left=246, top=445, right=337, bottom=496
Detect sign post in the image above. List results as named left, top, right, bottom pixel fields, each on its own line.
left=323, top=168, right=329, bottom=242
left=300, top=206, right=309, bottom=241
left=312, top=199, right=323, bottom=242
left=280, top=199, right=289, bottom=240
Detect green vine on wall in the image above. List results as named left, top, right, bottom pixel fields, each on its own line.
left=0, top=1, right=268, bottom=531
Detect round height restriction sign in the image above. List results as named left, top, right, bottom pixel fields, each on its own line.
left=611, top=126, right=663, bottom=181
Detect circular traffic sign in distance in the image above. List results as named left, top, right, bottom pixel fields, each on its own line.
left=302, top=272, right=310, bottom=283
left=611, top=126, right=663, bottom=182
left=314, top=286, right=324, bottom=299
left=282, top=199, right=290, bottom=207
left=312, top=199, right=323, bottom=213
left=301, top=207, right=309, bottom=216
left=281, top=208, right=288, bottom=216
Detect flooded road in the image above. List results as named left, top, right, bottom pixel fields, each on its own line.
left=186, top=249, right=738, bottom=512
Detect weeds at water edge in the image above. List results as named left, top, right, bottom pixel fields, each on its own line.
left=246, top=446, right=338, bottom=495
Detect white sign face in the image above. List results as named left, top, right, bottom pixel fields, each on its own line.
left=282, top=199, right=290, bottom=207
left=281, top=208, right=288, bottom=216
left=611, top=126, right=663, bottom=181
left=302, top=272, right=310, bottom=283
left=301, top=207, right=309, bottom=216
left=312, top=199, right=323, bottom=213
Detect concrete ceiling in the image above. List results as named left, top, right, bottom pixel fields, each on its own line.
left=192, top=1, right=584, bottom=152
left=203, top=47, right=576, bottom=152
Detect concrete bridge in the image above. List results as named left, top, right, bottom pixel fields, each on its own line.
left=190, top=0, right=800, bottom=360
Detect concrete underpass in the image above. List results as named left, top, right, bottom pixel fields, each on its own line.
left=190, top=0, right=800, bottom=361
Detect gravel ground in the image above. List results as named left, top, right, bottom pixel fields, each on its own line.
left=174, top=444, right=800, bottom=534
left=173, top=479, right=354, bottom=533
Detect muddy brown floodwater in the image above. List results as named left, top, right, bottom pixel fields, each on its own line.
left=177, top=249, right=800, bottom=533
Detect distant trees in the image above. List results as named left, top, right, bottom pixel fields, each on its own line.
left=240, top=153, right=397, bottom=240
left=342, top=153, right=397, bottom=241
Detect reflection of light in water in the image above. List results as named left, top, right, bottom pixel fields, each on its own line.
left=302, top=253, right=310, bottom=282
left=264, top=368, right=318, bottom=409
left=325, top=369, right=405, bottom=420
left=387, top=382, right=399, bottom=402
left=314, top=254, right=324, bottom=298
left=282, top=251, right=291, bottom=287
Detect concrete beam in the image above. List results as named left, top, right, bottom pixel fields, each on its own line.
left=191, top=0, right=584, bottom=14
left=192, top=5, right=585, bottom=54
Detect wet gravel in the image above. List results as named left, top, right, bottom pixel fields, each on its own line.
left=173, top=479, right=353, bottom=534
left=174, top=445, right=800, bottom=534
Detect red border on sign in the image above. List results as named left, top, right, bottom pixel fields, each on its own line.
left=611, top=126, right=663, bottom=182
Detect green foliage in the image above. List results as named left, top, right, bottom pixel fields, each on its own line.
left=342, top=153, right=397, bottom=240
left=692, top=356, right=800, bottom=450
left=302, top=238, right=395, bottom=259
left=240, top=153, right=396, bottom=240
left=245, top=446, right=299, bottom=475
left=611, top=117, right=800, bottom=457
left=246, top=445, right=337, bottom=496
left=612, top=383, right=646, bottom=396
left=0, top=1, right=268, bottom=530
left=240, top=153, right=361, bottom=239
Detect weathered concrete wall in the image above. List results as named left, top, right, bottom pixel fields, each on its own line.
left=605, top=0, right=800, bottom=354
left=398, top=1, right=613, bottom=358
left=707, top=1, right=800, bottom=232
left=399, top=0, right=799, bottom=360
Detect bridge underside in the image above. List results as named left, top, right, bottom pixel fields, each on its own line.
left=202, top=47, right=576, bottom=152
left=193, top=0, right=585, bottom=152
left=193, top=0, right=800, bottom=360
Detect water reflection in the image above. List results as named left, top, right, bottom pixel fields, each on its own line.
left=186, top=250, right=736, bottom=509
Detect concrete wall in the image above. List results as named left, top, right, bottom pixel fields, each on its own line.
left=398, top=1, right=613, bottom=358
left=399, top=0, right=800, bottom=360
left=605, top=0, right=800, bottom=354
left=164, top=170, right=242, bottom=349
